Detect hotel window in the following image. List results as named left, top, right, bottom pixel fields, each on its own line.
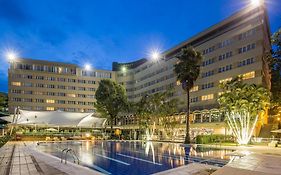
left=78, top=94, right=86, bottom=98
left=47, top=92, right=56, bottom=96
left=238, top=43, right=256, bottom=54
left=88, top=102, right=94, bottom=105
left=12, top=98, right=21, bottom=102
left=67, top=94, right=76, bottom=98
left=23, top=91, right=32, bottom=94
left=57, top=100, right=65, bottom=104
left=68, top=101, right=76, bottom=104
left=24, top=82, right=33, bottom=87
left=88, top=88, right=95, bottom=91
left=88, top=80, right=95, bottom=84
left=201, top=82, right=214, bottom=90
left=191, top=97, right=199, bottom=103
left=23, top=98, right=32, bottom=102
left=46, top=84, right=55, bottom=88
left=35, top=106, right=44, bottom=110
left=201, top=94, right=214, bottom=101
left=22, top=75, right=32, bottom=79
left=87, top=95, right=94, bottom=98
left=219, top=77, right=232, bottom=84
left=58, top=93, right=66, bottom=96
left=202, top=70, right=214, bottom=78
left=35, top=99, right=44, bottom=103
left=68, top=79, right=76, bottom=82
left=68, top=86, right=76, bottom=90
left=218, top=64, right=232, bottom=73
left=202, top=46, right=215, bottom=55
left=242, top=71, right=255, bottom=80
left=78, top=80, right=86, bottom=84
left=11, top=89, right=21, bottom=94
left=238, top=28, right=256, bottom=40
left=190, top=86, right=199, bottom=92
left=218, top=51, right=232, bottom=61
left=46, top=77, right=56, bottom=81
left=34, top=92, right=43, bottom=95
left=35, top=76, right=44, bottom=80
left=34, top=65, right=44, bottom=71
left=11, top=82, right=21, bottom=86
left=238, top=58, right=254, bottom=67
left=202, top=58, right=215, bottom=66
left=46, top=107, right=55, bottom=111
left=58, top=85, right=66, bottom=89
left=46, top=99, right=55, bottom=104
left=218, top=39, right=231, bottom=48
left=67, top=108, right=76, bottom=112
left=78, top=87, right=86, bottom=91
left=57, top=108, right=65, bottom=111
left=58, top=78, right=66, bottom=82
left=35, top=83, right=44, bottom=88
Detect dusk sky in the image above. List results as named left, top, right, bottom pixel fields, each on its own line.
left=0, top=0, right=280, bottom=92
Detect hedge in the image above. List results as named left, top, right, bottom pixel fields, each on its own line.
left=195, top=134, right=235, bottom=144
left=0, top=135, right=12, bottom=148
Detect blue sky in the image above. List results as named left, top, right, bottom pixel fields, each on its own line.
left=0, top=0, right=280, bottom=92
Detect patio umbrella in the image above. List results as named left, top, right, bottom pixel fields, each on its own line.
left=271, top=129, right=281, bottom=133
left=45, top=128, right=58, bottom=132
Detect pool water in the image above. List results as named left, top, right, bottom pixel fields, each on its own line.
left=36, top=141, right=233, bottom=175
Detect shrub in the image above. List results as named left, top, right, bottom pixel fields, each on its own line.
left=0, top=135, right=12, bottom=148
left=195, top=134, right=234, bottom=144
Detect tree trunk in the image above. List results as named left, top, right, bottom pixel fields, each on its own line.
left=184, top=90, right=191, bottom=144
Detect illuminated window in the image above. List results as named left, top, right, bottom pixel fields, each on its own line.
left=242, top=71, right=255, bottom=80
left=46, top=107, right=54, bottom=111
left=219, top=77, right=232, bottom=83
left=190, top=86, right=199, bottom=92
left=67, top=94, right=76, bottom=98
left=201, top=94, right=214, bottom=101
left=46, top=99, right=55, bottom=104
left=11, top=82, right=21, bottom=86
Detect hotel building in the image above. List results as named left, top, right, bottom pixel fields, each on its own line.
left=8, top=59, right=115, bottom=113
left=112, top=4, right=271, bottom=134
left=8, top=4, right=271, bottom=135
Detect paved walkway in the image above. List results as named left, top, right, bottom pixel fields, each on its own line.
left=0, top=142, right=102, bottom=175
left=212, top=153, right=281, bottom=175
left=153, top=163, right=218, bottom=175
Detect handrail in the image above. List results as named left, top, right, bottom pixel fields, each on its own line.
left=60, top=148, right=80, bottom=164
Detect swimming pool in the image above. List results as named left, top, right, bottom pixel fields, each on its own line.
left=36, top=141, right=234, bottom=175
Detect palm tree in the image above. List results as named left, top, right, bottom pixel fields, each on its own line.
left=174, top=47, right=203, bottom=144
left=218, top=78, right=270, bottom=144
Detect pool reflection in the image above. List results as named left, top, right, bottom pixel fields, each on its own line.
left=37, top=141, right=233, bottom=175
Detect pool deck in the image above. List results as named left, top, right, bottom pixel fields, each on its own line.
left=2, top=141, right=281, bottom=175
left=0, top=142, right=102, bottom=175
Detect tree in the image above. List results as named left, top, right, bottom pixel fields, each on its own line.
left=218, top=78, right=270, bottom=145
left=174, top=47, right=203, bottom=144
left=133, top=90, right=179, bottom=140
left=94, top=79, right=128, bottom=130
left=0, top=92, right=8, bottom=112
left=270, top=28, right=281, bottom=109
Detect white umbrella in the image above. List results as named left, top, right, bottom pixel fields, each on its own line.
left=271, top=129, right=281, bottom=133
left=45, top=128, right=58, bottom=132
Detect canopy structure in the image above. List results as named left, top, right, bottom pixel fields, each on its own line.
left=2, top=110, right=107, bottom=128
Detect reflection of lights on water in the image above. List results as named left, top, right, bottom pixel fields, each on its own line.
left=86, top=141, right=90, bottom=151
left=116, top=142, right=121, bottom=152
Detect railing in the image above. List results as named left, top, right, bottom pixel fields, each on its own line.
left=60, top=148, right=80, bottom=164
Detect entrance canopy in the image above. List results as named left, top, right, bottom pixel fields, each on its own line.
left=2, top=110, right=107, bottom=128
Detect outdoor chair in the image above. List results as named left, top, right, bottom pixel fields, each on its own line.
left=45, top=137, right=51, bottom=141
left=268, top=140, right=278, bottom=147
